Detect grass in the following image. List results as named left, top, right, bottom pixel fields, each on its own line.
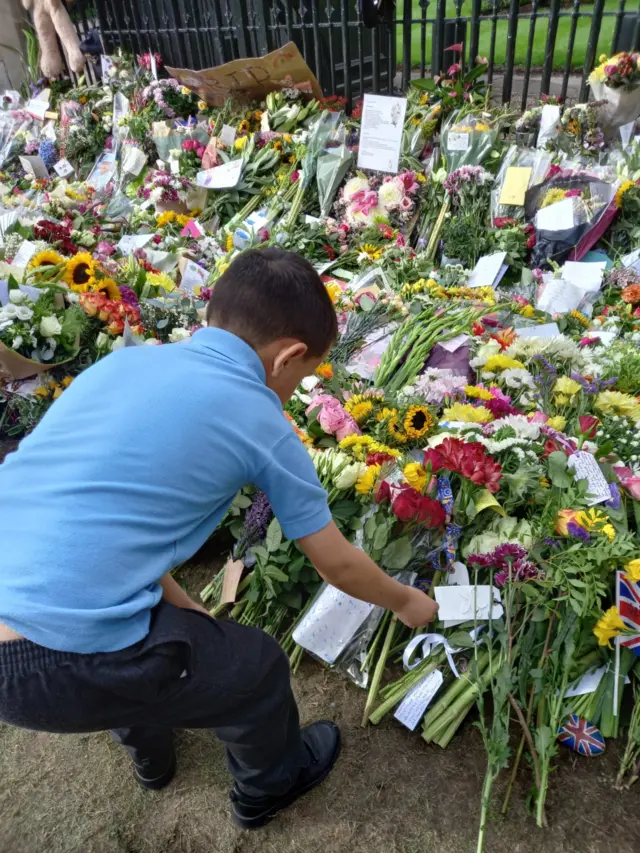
left=397, top=0, right=621, bottom=71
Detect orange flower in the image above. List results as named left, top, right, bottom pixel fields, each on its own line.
left=621, top=284, right=640, bottom=305
left=555, top=509, right=582, bottom=536
left=316, top=363, right=334, bottom=380
left=107, top=320, right=124, bottom=336
left=490, top=327, right=517, bottom=350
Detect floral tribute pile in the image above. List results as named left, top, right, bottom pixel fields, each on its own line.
left=1, top=48, right=640, bottom=847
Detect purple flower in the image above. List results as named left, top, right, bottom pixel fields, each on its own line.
left=567, top=521, right=590, bottom=541
left=606, top=483, right=621, bottom=511
left=119, top=285, right=139, bottom=307
left=238, top=491, right=273, bottom=555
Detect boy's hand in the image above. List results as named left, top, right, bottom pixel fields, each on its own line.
left=394, top=586, right=439, bottom=628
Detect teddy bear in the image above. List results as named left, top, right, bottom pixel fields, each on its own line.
left=22, top=0, right=85, bottom=78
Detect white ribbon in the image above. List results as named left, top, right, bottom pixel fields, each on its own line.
left=402, top=626, right=486, bottom=680
left=402, top=632, right=462, bottom=678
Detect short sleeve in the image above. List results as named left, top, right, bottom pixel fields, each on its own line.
left=254, top=433, right=332, bottom=540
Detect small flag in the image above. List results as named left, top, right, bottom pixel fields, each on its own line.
left=557, top=714, right=605, bottom=757
left=618, top=574, right=640, bottom=656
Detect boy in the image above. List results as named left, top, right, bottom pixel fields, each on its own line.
left=0, top=248, right=438, bottom=829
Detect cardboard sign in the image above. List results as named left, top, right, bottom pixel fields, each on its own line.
left=499, top=166, right=532, bottom=206
left=196, top=159, right=243, bottom=189
left=166, top=42, right=322, bottom=107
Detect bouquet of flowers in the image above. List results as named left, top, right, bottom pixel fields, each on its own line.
left=136, top=169, right=194, bottom=213
left=589, top=52, right=640, bottom=132
left=335, top=169, right=427, bottom=232
left=441, top=111, right=498, bottom=173
left=0, top=288, right=85, bottom=379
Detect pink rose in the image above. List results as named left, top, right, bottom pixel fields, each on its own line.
left=529, top=412, right=549, bottom=424
left=306, top=395, right=361, bottom=440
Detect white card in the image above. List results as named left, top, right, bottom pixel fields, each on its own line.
left=144, top=249, right=178, bottom=271
left=0, top=280, right=8, bottom=305
left=435, top=585, right=503, bottom=622
left=117, top=234, right=153, bottom=254
left=447, top=561, right=470, bottom=586
left=150, top=54, right=158, bottom=81
left=357, top=94, right=408, bottom=174
left=19, top=155, right=48, bottom=179
left=468, top=252, right=507, bottom=289
left=590, top=330, right=616, bottom=347
left=196, top=158, right=243, bottom=189
left=515, top=322, right=560, bottom=339
left=86, top=151, right=117, bottom=191
left=439, top=333, right=469, bottom=353
left=220, top=124, right=236, bottom=146
left=292, top=584, right=375, bottom=665
left=0, top=211, right=18, bottom=241
left=538, top=104, right=561, bottom=148
left=535, top=196, right=574, bottom=231
left=565, top=665, right=630, bottom=698
left=447, top=131, right=470, bottom=152
left=121, top=145, right=147, bottom=176
left=101, top=55, right=115, bottom=80
left=53, top=158, right=74, bottom=178
left=11, top=241, right=37, bottom=268
left=180, top=259, right=208, bottom=292
left=394, top=670, right=444, bottom=730
left=567, top=451, right=611, bottom=506
left=562, top=260, right=605, bottom=293
left=621, top=248, right=640, bottom=269
left=620, top=121, right=635, bottom=150
left=26, top=95, right=50, bottom=121
left=536, top=278, right=584, bottom=314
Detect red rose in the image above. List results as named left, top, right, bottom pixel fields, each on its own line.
left=423, top=447, right=445, bottom=473
left=376, top=480, right=392, bottom=504
left=578, top=415, right=599, bottom=438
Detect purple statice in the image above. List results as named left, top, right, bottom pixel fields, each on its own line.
left=119, top=285, right=139, bottom=308
left=570, top=372, right=617, bottom=395
left=567, top=521, right=590, bottom=541
left=237, top=491, right=273, bottom=555
left=544, top=537, right=561, bottom=550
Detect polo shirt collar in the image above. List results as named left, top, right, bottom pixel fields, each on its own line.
left=190, top=327, right=266, bottom=383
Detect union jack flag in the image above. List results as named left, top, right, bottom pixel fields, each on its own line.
left=618, top=575, right=640, bottom=656
left=557, top=714, right=605, bottom=757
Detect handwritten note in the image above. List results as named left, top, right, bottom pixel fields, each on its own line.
left=434, top=585, right=503, bottom=622
left=196, top=158, right=243, bottom=189
left=357, top=94, right=408, bottom=174
left=117, top=234, right=153, bottom=254
left=180, top=259, right=209, bottom=292
left=292, top=584, right=375, bottom=665
left=447, top=132, right=470, bottom=152
left=101, top=55, right=115, bottom=80
left=394, top=670, right=444, bottom=730
left=538, top=104, right=561, bottom=147
left=567, top=452, right=611, bottom=506
left=536, top=278, right=584, bottom=314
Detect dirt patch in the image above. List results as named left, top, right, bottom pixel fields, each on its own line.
left=1, top=566, right=640, bottom=853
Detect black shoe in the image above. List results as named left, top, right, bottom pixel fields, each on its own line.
left=133, top=743, right=177, bottom=791
left=230, top=720, right=341, bottom=830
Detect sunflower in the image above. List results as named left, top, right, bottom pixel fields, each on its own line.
left=615, top=179, right=635, bottom=208
left=570, top=309, right=591, bottom=327
left=349, top=400, right=374, bottom=423
left=63, top=252, right=96, bottom=292
left=29, top=249, right=65, bottom=270
left=357, top=243, right=383, bottom=262
left=376, top=406, right=398, bottom=422
left=238, top=119, right=250, bottom=134
left=156, top=210, right=177, bottom=227
left=403, top=405, right=433, bottom=439
left=94, top=277, right=121, bottom=300
left=403, top=462, right=427, bottom=492
left=386, top=414, right=409, bottom=445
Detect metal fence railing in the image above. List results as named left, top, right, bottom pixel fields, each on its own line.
left=67, top=0, right=640, bottom=110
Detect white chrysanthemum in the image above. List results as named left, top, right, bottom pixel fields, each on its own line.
left=500, top=367, right=535, bottom=390
left=490, top=414, right=541, bottom=440
left=342, top=176, right=370, bottom=200
left=378, top=179, right=405, bottom=211
left=506, top=334, right=585, bottom=368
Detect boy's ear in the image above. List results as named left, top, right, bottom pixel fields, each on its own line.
left=272, top=342, right=308, bottom=376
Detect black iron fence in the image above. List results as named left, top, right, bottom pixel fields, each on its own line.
left=68, top=0, right=640, bottom=110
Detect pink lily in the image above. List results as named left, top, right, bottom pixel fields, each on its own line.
left=350, top=188, right=379, bottom=215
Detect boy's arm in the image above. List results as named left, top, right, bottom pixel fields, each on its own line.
left=298, top=521, right=439, bottom=628
left=159, top=572, right=210, bottom=616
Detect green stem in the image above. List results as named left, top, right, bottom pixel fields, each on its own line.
left=361, top=615, right=397, bottom=727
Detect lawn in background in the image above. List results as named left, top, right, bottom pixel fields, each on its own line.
left=396, top=0, right=619, bottom=70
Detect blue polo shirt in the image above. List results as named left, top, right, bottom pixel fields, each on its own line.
left=0, top=328, right=331, bottom=653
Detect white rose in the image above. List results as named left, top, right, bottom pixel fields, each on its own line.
left=334, top=462, right=367, bottom=490
left=15, top=306, right=33, bottom=321
left=96, top=332, right=110, bottom=349
left=12, top=334, right=22, bottom=348
left=39, top=315, right=62, bottom=337
left=9, top=290, right=26, bottom=304
left=168, top=327, right=191, bottom=343
left=111, top=336, right=125, bottom=350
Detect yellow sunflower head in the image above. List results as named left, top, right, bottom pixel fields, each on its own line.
left=63, top=252, right=96, bottom=292
left=386, top=414, right=409, bottom=445
left=29, top=249, right=65, bottom=270
left=94, top=277, right=121, bottom=300
left=403, top=405, right=433, bottom=439
left=349, top=400, right=374, bottom=423
left=355, top=464, right=381, bottom=496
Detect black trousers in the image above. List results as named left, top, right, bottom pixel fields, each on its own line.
left=0, top=601, right=309, bottom=797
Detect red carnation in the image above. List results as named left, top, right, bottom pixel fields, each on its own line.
left=578, top=415, right=599, bottom=438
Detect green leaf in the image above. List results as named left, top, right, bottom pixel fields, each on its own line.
left=548, top=451, right=573, bottom=488
left=364, top=515, right=378, bottom=540
left=331, top=499, right=360, bottom=520
left=233, top=494, right=252, bottom=509
left=448, top=631, right=475, bottom=649
left=373, top=524, right=389, bottom=551
left=382, top=536, right=413, bottom=570
left=266, top=518, right=282, bottom=553
left=265, top=565, right=289, bottom=582
left=279, top=590, right=302, bottom=610
left=411, top=77, right=436, bottom=92
left=251, top=545, right=268, bottom=562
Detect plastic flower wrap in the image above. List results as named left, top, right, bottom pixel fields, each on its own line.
left=441, top=111, right=498, bottom=172
left=491, top=144, right=552, bottom=224
left=589, top=52, right=640, bottom=130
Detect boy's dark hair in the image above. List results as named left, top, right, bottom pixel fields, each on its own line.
left=206, top=247, right=338, bottom=357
